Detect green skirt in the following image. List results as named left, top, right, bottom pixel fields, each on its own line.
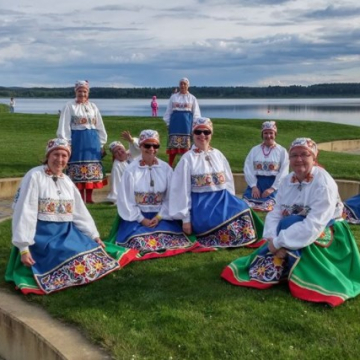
left=221, top=220, right=360, bottom=307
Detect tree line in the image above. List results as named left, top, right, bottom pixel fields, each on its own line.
left=1, top=83, right=360, bottom=99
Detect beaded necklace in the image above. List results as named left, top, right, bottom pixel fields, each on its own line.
left=261, top=143, right=276, bottom=157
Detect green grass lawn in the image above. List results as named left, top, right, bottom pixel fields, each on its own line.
left=1, top=113, right=360, bottom=179
left=1, top=208, right=360, bottom=359
left=1, top=113, right=360, bottom=359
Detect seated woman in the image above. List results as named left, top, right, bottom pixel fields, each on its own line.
left=106, top=131, right=140, bottom=204
left=169, top=117, right=264, bottom=250
left=243, top=121, right=289, bottom=212
left=109, top=130, right=197, bottom=260
left=343, top=194, right=360, bottom=224
left=5, top=139, right=136, bottom=295
left=222, top=138, right=360, bottom=307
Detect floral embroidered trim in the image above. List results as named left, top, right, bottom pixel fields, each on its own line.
left=191, top=172, right=226, bottom=187
left=197, top=212, right=257, bottom=247
left=125, top=232, right=192, bottom=253
left=171, top=102, right=192, bottom=111
left=70, top=115, right=97, bottom=126
left=38, top=198, right=73, bottom=215
left=34, top=248, right=119, bottom=294
left=44, top=166, right=65, bottom=178
left=243, top=198, right=276, bottom=212
left=67, top=162, right=104, bottom=182
left=167, top=135, right=191, bottom=149
left=315, top=226, right=333, bottom=247
left=134, top=191, right=164, bottom=205
left=249, top=254, right=287, bottom=282
left=253, top=161, right=280, bottom=172
left=290, top=173, right=314, bottom=184
left=281, top=204, right=311, bottom=217
left=192, top=147, right=213, bottom=154
left=139, top=158, right=159, bottom=166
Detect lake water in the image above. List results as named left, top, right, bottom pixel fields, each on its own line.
left=0, top=97, right=359, bottom=127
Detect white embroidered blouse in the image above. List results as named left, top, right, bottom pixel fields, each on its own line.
left=243, top=143, right=289, bottom=190
left=12, top=166, right=100, bottom=252
left=117, top=158, right=173, bottom=222
left=265, top=166, right=344, bottom=250
left=163, top=92, right=201, bottom=125
left=57, top=100, right=107, bottom=145
left=169, top=147, right=235, bottom=223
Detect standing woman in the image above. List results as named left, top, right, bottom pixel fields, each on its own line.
left=163, top=77, right=201, bottom=167
left=243, top=121, right=289, bottom=211
left=169, top=117, right=264, bottom=249
left=57, top=80, right=107, bottom=203
left=110, top=130, right=196, bottom=260
left=222, top=138, right=360, bottom=307
left=5, top=139, right=130, bottom=295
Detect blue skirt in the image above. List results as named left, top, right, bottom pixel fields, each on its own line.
left=167, top=111, right=193, bottom=153
left=191, top=189, right=259, bottom=248
left=344, top=194, right=360, bottom=224
left=67, top=129, right=105, bottom=184
left=243, top=175, right=277, bottom=212
left=116, top=212, right=194, bottom=255
left=30, top=220, right=119, bottom=294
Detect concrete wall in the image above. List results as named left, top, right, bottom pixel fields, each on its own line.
left=0, top=174, right=359, bottom=200
left=318, top=139, right=360, bottom=152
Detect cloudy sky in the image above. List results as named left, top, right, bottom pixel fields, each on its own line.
left=1, top=0, right=360, bottom=88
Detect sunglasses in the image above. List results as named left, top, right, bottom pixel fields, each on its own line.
left=194, top=129, right=212, bottom=136
left=143, top=144, right=160, bottom=149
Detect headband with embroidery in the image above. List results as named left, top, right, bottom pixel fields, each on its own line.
left=139, top=129, right=160, bottom=145
left=46, top=138, right=71, bottom=156
left=109, top=141, right=125, bottom=153
left=289, top=137, right=318, bottom=157
left=262, top=121, right=277, bottom=133
left=179, top=77, right=190, bottom=86
left=192, top=117, right=213, bottom=133
left=75, top=80, right=89, bottom=91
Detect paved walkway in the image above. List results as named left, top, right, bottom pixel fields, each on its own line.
left=0, top=198, right=13, bottom=221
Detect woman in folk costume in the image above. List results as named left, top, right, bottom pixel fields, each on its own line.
left=107, top=130, right=197, bottom=260
left=222, top=138, right=360, bottom=307
left=57, top=80, right=107, bottom=203
left=169, top=117, right=264, bottom=250
left=106, top=132, right=141, bottom=204
left=5, top=139, right=136, bottom=295
left=243, top=121, right=289, bottom=212
left=163, top=77, right=201, bottom=167
left=342, top=194, right=360, bottom=224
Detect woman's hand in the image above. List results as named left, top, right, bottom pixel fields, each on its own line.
left=141, top=218, right=152, bottom=227
left=21, top=251, right=36, bottom=267
left=182, top=222, right=192, bottom=235
left=121, top=131, right=133, bottom=143
left=94, top=237, right=105, bottom=248
left=148, top=216, right=160, bottom=228
left=275, top=248, right=287, bottom=259
left=251, top=186, right=261, bottom=199
left=262, top=187, right=274, bottom=198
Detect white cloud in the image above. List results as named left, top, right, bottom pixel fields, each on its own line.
left=0, top=0, right=360, bottom=86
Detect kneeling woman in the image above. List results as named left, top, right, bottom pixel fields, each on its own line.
left=222, top=138, right=360, bottom=307
left=169, top=117, right=263, bottom=249
left=5, top=139, right=135, bottom=295
left=113, top=130, right=196, bottom=259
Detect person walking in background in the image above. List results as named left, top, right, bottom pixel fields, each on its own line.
left=163, top=77, right=201, bottom=167
left=57, top=80, right=107, bottom=204
left=9, top=97, right=15, bottom=113
left=151, top=95, right=158, bottom=117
